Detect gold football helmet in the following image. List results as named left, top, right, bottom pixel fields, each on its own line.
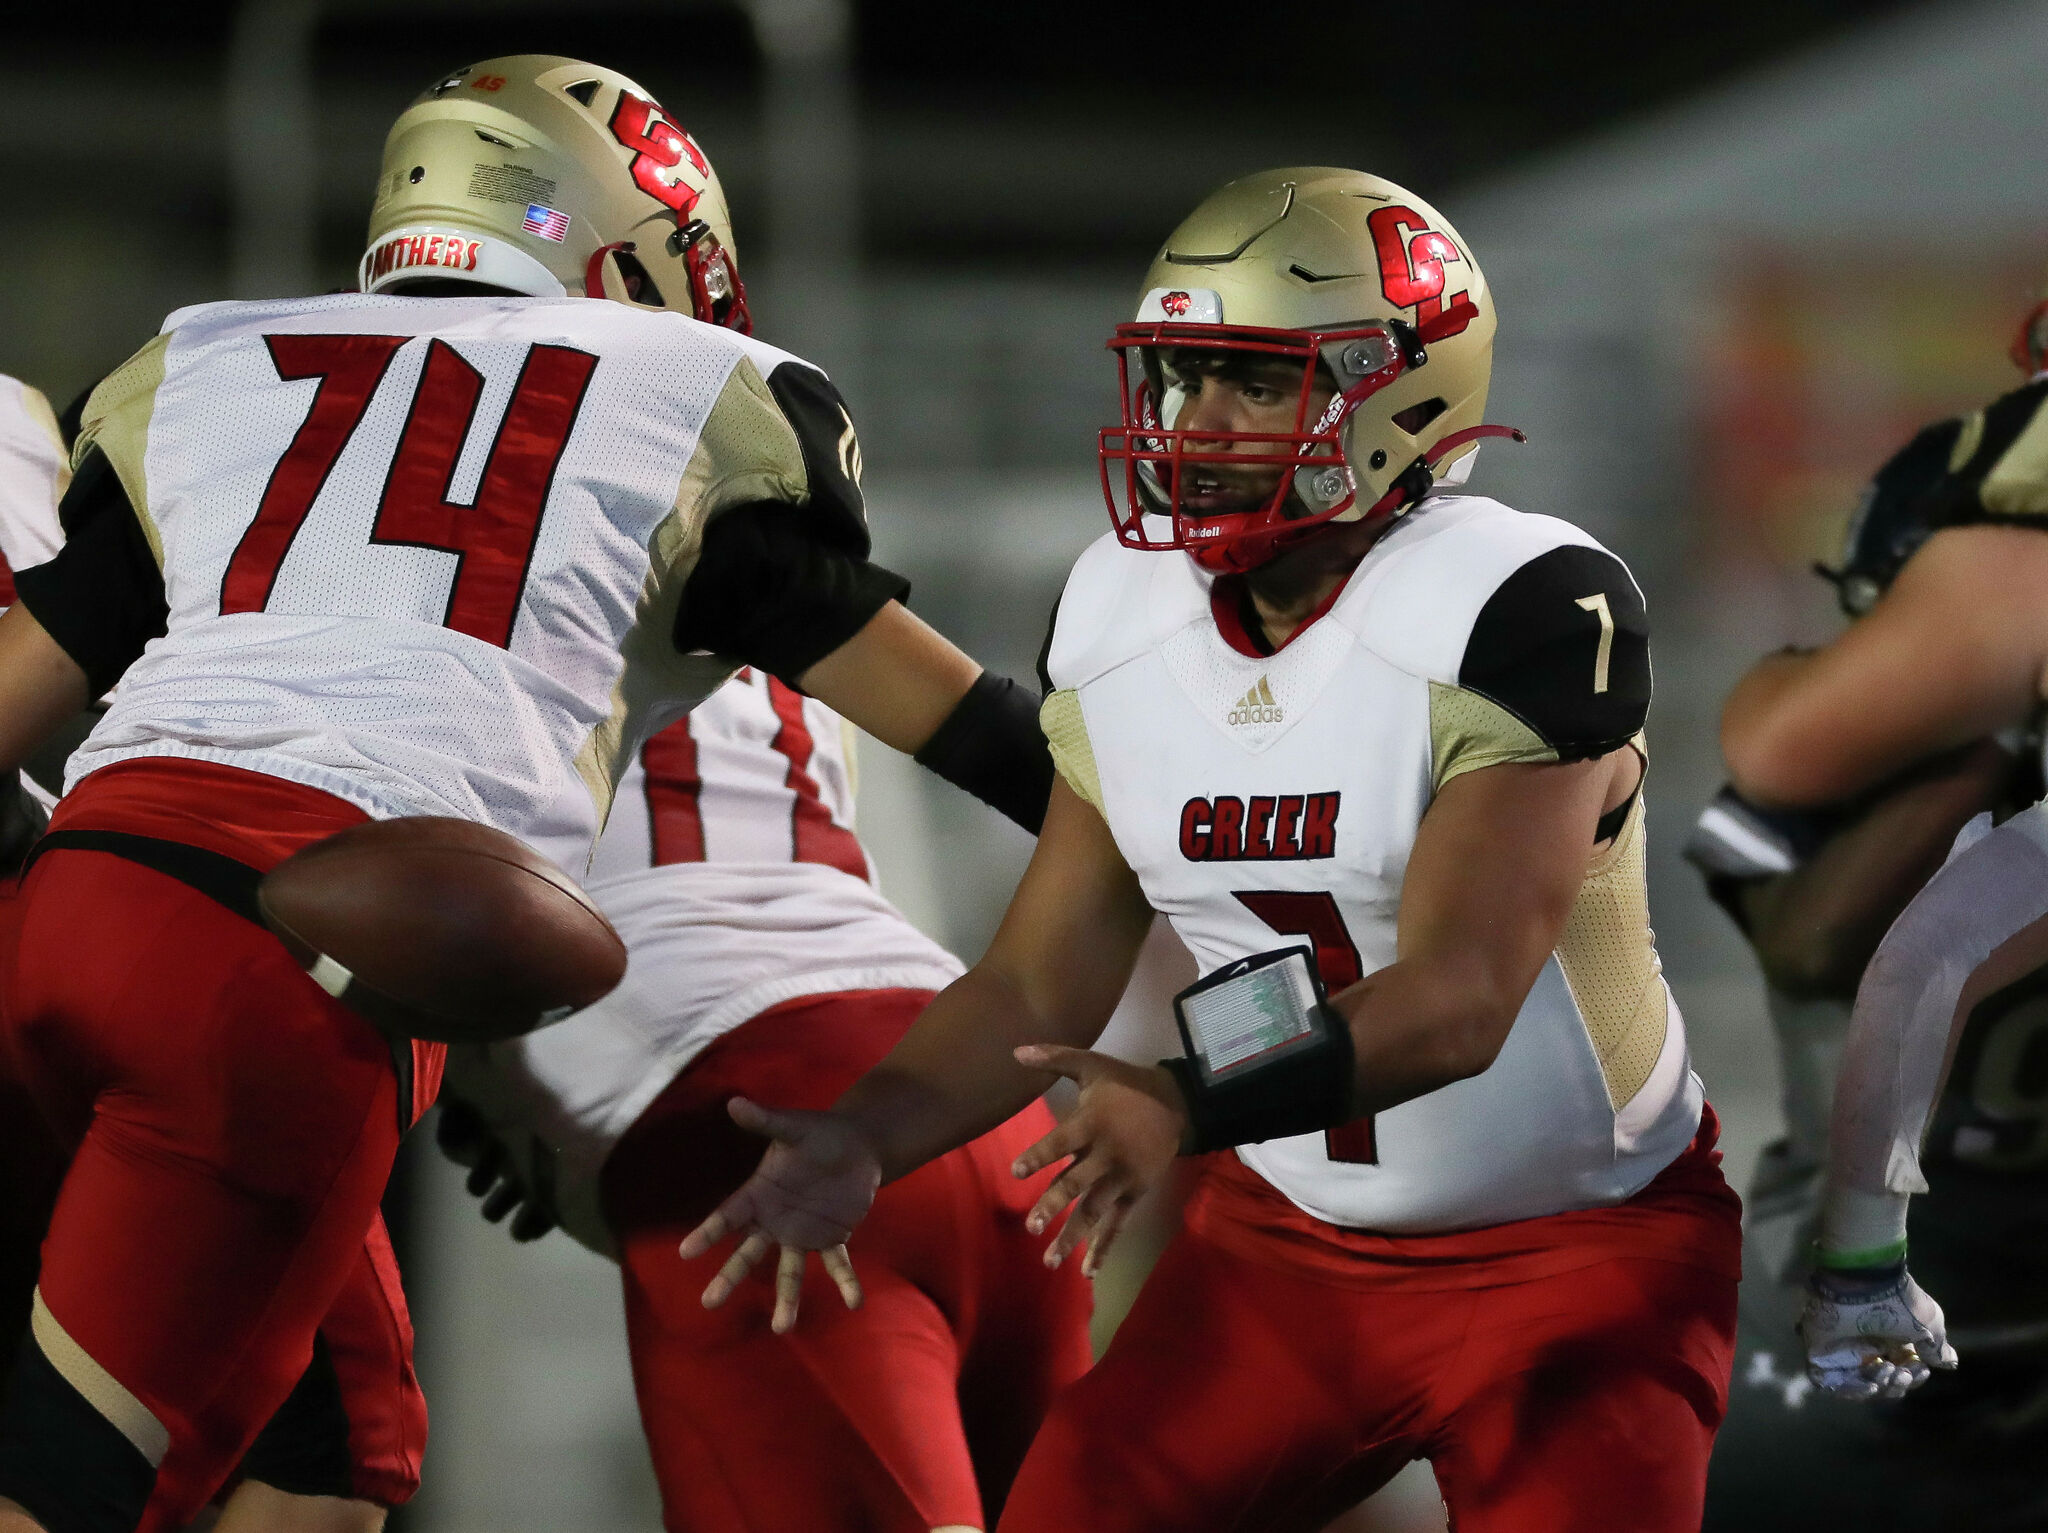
left=1101, top=167, right=1517, bottom=573
left=360, top=55, right=750, bottom=332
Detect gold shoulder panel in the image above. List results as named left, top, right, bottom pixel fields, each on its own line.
left=1980, top=394, right=2048, bottom=517
left=1554, top=788, right=1669, bottom=1111
left=75, top=333, right=172, bottom=568
left=1427, top=680, right=1558, bottom=791
left=1040, top=688, right=1105, bottom=816
left=652, top=354, right=810, bottom=586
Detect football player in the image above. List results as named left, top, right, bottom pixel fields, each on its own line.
left=0, top=55, right=1049, bottom=1533
left=1690, top=353, right=2048, bottom=1526
left=1709, top=273, right=2048, bottom=1499
left=0, top=377, right=428, bottom=1533
left=683, top=168, right=1744, bottom=1532
left=437, top=672, right=1091, bottom=1532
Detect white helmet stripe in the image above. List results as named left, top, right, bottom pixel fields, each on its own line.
left=358, top=225, right=569, bottom=298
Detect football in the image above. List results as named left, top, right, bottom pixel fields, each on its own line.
left=258, top=816, right=628, bottom=1045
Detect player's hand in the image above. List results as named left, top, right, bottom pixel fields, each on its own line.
left=677, top=1098, right=878, bottom=1333
left=434, top=1097, right=559, bottom=1242
left=1010, top=1044, right=1190, bottom=1277
left=1799, top=1262, right=1958, bottom=1399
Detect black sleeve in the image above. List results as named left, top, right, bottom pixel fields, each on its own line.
left=913, top=672, right=1054, bottom=833
left=675, top=501, right=910, bottom=680
left=1458, top=544, right=1650, bottom=760
left=14, top=447, right=168, bottom=697
left=761, top=360, right=868, bottom=553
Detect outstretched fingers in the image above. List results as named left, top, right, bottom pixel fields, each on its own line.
left=772, top=1245, right=806, bottom=1334
left=701, top=1229, right=772, bottom=1310
left=678, top=1196, right=746, bottom=1262
left=820, top=1244, right=864, bottom=1312
left=1013, top=1117, right=1087, bottom=1182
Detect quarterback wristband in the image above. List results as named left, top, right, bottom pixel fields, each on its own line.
left=1161, top=947, right=1356, bottom=1153
left=912, top=672, right=1053, bottom=834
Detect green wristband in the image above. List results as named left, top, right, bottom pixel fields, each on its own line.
left=1813, top=1238, right=1908, bottom=1271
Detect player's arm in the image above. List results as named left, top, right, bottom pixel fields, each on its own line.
left=678, top=774, right=1156, bottom=1326
left=1723, top=524, right=2048, bottom=807
left=1742, top=739, right=2019, bottom=998
left=0, top=604, right=92, bottom=775
left=0, top=444, right=163, bottom=775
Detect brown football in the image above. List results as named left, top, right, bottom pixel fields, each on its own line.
left=257, top=816, right=627, bottom=1045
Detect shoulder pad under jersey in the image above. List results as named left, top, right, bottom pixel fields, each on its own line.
left=1341, top=496, right=1651, bottom=759
left=1044, top=531, right=1208, bottom=692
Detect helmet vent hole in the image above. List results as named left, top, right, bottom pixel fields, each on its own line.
left=473, top=130, right=514, bottom=148
left=1392, top=398, right=1447, bottom=435
left=613, top=250, right=665, bottom=308
left=408, top=165, right=426, bottom=184
left=562, top=79, right=601, bottom=108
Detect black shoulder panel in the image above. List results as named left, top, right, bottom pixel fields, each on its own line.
left=762, top=360, right=868, bottom=557
left=1459, top=544, right=1650, bottom=759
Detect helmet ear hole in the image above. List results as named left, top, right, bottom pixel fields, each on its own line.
left=1391, top=397, right=1446, bottom=435
left=612, top=249, right=665, bottom=307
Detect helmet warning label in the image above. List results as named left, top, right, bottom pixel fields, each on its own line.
left=467, top=163, right=560, bottom=207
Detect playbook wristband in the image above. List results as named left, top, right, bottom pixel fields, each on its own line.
left=1161, top=947, right=1358, bottom=1153
left=912, top=672, right=1053, bottom=834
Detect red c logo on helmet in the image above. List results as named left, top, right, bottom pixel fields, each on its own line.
left=1162, top=290, right=1192, bottom=317
left=608, top=91, right=711, bottom=216
left=1366, top=206, right=1471, bottom=338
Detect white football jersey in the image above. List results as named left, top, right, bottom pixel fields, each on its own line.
left=64, top=293, right=864, bottom=873
left=446, top=672, right=961, bottom=1255
left=0, top=374, right=68, bottom=600
left=1042, top=495, right=1701, bottom=1234
left=1, top=375, right=71, bottom=811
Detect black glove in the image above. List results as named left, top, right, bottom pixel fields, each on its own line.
left=434, top=1096, right=560, bottom=1243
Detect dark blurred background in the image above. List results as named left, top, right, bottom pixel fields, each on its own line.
left=5, top=1, right=2043, bottom=1527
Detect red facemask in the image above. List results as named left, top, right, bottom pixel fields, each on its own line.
left=1097, top=305, right=1514, bottom=574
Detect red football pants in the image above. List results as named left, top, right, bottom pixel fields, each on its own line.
left=0, top=849, right=410, bottom=1530
left=601, top=989, right=1096, bottom=1533
left=999, top=1224, right=1737, bottom=1533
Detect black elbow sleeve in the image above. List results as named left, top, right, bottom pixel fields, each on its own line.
left=912, top=672, right=1053, bottom=835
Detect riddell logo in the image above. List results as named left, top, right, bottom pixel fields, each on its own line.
left=1162, top=290, right=1192, bottom=317
left=1227, top=677, right=1282, bottom=726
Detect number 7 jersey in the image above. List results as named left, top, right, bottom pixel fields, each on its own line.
left=63, top=292, right=866, bottom=874
left=1041, top=494, right=1703, bottom=1233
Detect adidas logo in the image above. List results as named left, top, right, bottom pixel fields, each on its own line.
left=1227, top=676, right=1283, bottom=727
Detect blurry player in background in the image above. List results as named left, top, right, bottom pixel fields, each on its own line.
left=0, top=55, right=1050, bottom=1533
left=684, top=168, right=1742, bottom=1533
left=438, top=673, right=1089, bottom=1533
left=1704, top=270, right=2048, bottom=1527
left=0, top=377, right=69, bottom=860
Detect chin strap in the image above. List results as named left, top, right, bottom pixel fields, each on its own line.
left=1426, top=423, right=1526, bottom=465
left=584, top=241, right=637, bottom=301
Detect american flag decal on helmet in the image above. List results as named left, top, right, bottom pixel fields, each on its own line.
left=522, top=203, right=570, bottom=242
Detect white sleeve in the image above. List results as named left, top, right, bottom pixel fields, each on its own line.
left=1821, top=802, right=2048, bottom=1257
